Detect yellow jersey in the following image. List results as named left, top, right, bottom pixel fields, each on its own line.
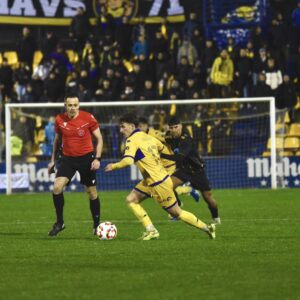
left=147, top=128, right=176, bottom=174
left=123, top=129, right=169, bottom=186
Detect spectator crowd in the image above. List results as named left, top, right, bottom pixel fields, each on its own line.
left=0, top=1, right=300, bottom=158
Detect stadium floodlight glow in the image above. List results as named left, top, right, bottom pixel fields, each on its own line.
left=4, top=97, right=277, bottom=194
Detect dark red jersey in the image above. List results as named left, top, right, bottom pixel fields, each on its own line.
left=55, top=110, right=99, bottom=157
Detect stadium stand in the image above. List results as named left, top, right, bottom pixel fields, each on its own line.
left=0, top=0, right=299, bottom=160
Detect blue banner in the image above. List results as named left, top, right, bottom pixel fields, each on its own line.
left=1, top=156, right=300, bottom=193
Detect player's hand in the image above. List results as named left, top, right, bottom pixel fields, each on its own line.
left=91, top=159, right=101, bottom=171
left=48, top=161, right=55, bottom=175
left=105, top=163, right=113, bottom=172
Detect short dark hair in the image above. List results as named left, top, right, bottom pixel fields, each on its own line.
left=168, top=116, right=181, bottom=126
left=64, top=94, right=79, bottom=102
left=138, top=117, right=148, bottom=124
left=120, top=113, right=138, bottom=127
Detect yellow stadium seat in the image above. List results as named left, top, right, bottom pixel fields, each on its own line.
left=295, top=97, right=300, bottom=109
left=66, top=49, right=79, bottom=63
left=295, top=150, right=300, bottom=156
left=276, top=123, right=287, bottom=132
left=284, top=137, right=300, bottom=150
left=288, top=123, right=300, bottom=137
left=276, top=124, right=288, bottom=136
left=262, top=151, right=270, bottom=157
left=0, top=53, right=2, bottom=64
left=3, top=51, right=18, bottom=66
left=284, top=111, right=291, bottom=124
left=267, top=137, right=284, bottom=149
left=33, top=51, right=43, bottom=70
left=278, top=151, right=294, bottom=157
left=37, top=129, right=45, bottom=143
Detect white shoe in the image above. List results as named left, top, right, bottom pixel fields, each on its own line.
left=207, top=224, right=216, bottom=239
left=139, top=230, right=160, bottom=240
left=212, top=217, right=221, bottom=225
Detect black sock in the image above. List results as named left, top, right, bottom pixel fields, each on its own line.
left=53, top=193, right=64, bottom=224
left=90, top=197, right=100, bottom=227
left=208, top=206, right=219, bottom=219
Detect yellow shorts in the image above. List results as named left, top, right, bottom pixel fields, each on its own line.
left=135, top=177, right=177, bottom=209
left=134, top=180, right=151, bottom=198
left=150, top=176, right=177, bottom=209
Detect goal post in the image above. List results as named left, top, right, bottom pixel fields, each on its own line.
left=4, top=97, right=277, bottom=195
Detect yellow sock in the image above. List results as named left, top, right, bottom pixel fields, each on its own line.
left=178, top=210, right=207, bottom=230
left=127, top=203, right=153, bottom=228
left=175, top=186, right=192, bottom=195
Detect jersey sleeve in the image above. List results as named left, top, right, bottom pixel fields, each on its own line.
left=123, top=139, right=138, bottom=159
left=155, top=138, right=165, bottom=153
left=149, top=128, right=166, bottom=143
left=89, top=114, right=99, bottom=132
left=54, top=117, right=61, bottom=134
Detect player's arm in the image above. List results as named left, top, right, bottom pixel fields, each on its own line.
left=91, top=127, right=103, bottom=171
left=105, top=139, right=136, bottom=172
left=48, top=133, right=61, bottom=174
left=160, top=135, right=192, bottom=162
left=105, top=156, right=134, bottom=172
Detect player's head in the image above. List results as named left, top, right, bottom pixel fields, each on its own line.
left=119, top=113, right=138, bottom=138
left=168, top=116, right=182, bottom=138
left=138, top=117, right=149, bottom=133
left=64, top=95, right=80, bottom=119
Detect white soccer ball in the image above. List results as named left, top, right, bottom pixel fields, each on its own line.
left=96, top=221, right=117, bottom=240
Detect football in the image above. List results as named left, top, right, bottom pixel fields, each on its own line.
left=96, top=221, right=117, bottom=240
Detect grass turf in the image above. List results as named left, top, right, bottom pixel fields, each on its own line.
left=0, top=189, right=299, bottom=300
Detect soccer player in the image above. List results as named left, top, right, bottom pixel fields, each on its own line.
left=137, top=117, right=200, bottom=205
left=47, top=96, right=103, bottom=236
left=105, top=113, right=216, bottom=240
left=162, top=116, right=221, bottom=224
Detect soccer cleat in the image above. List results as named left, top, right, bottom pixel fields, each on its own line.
left=190, top=188, right=200, bottom=202
left=93, top=222, right=100, bottom=235
left=207, top=224, right=216, bottom=239
left=168, top=214, right=179, bottom=221
left=48, top=222, right=65, bottom=236
left=139, top=230, right=160, bottom=241
left=212, top=217, right=221, bottom=225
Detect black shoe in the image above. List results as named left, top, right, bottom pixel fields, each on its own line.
left=93, top=223, right=99, bottom=235
left=48, top=222, right=65, bottom=236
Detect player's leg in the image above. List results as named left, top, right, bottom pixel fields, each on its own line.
left=171, top=173, right=201, bottom=209
left=48, top=176, right=69, bottom=236
left=191, top=169, right=220, bottom=224
left=79, top=153, right=101, bottom=234
left=167, top=204, right=216, bottom=239
left=169, top=168, right=200, bottom=205
left=153, top=178, right=215, bottom=239
left=85, top=185, right=100, bottom=234
left=201, top=190, right=220, bottom=224
left=48, top=156, right=76, bottom=236
left=175, top=185, right=200, bottom=202
left=127, top=182, right=159, bottom=240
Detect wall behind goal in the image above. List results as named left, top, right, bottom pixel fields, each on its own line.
left=1, top=156, right=300, bottom=193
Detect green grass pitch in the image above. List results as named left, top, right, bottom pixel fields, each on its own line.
left=0, top=189, right=299, bottom=300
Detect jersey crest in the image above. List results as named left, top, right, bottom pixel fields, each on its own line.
left=77, top=129, right=85, bottom=137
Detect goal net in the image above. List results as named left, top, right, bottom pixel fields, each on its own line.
left=3, top=98, right=280, bottom=194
